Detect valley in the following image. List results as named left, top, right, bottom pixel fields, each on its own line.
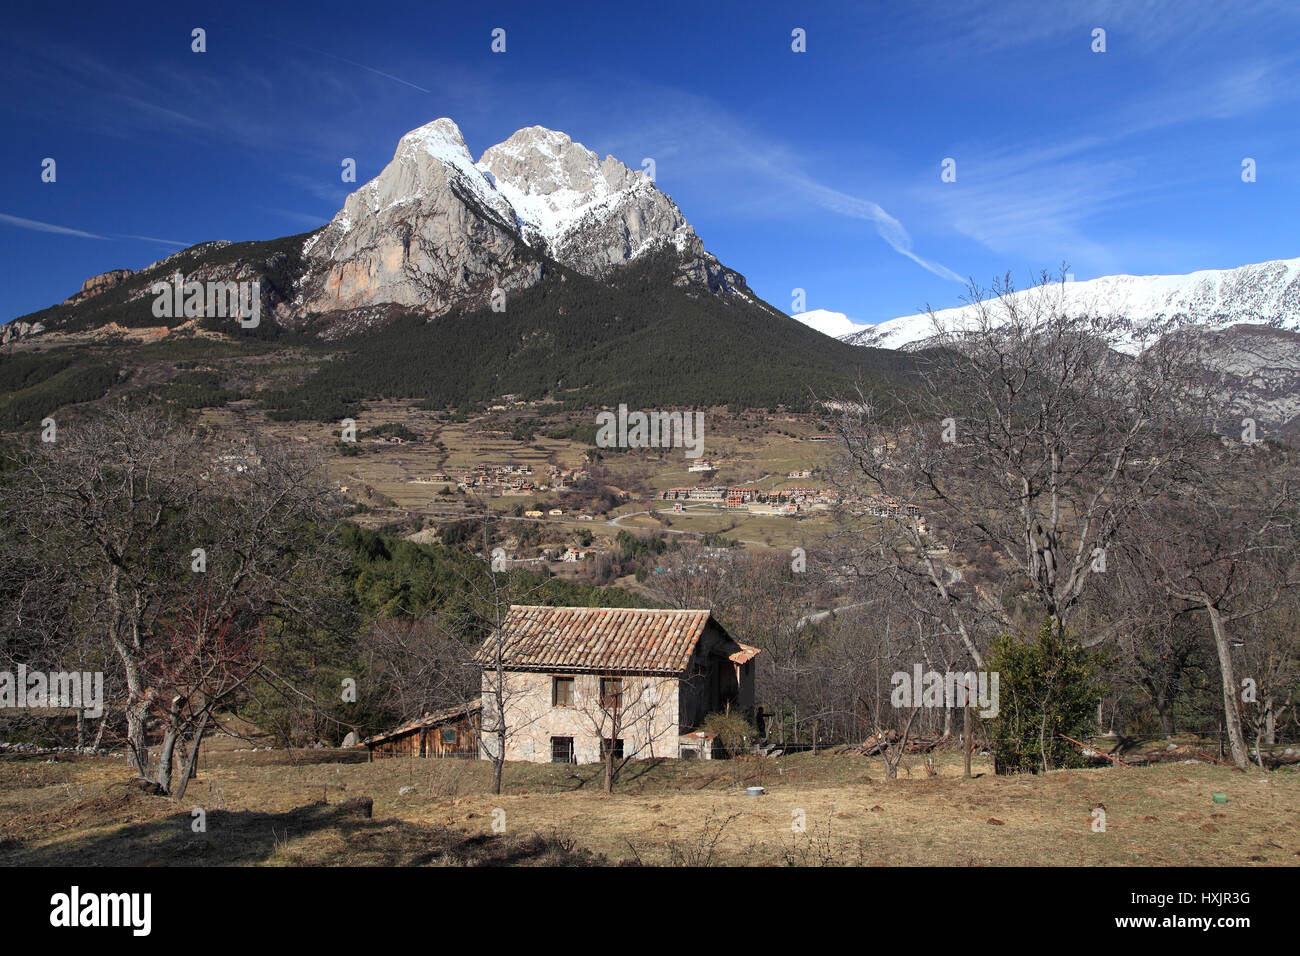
left=194, top=396, right=851, bottom=588
left=2, top=104, right=1298, bottom=889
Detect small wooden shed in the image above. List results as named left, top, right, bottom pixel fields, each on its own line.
left=363, top=702, right=481, bottom=759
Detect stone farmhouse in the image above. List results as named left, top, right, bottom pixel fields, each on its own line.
left=476, top=605, right=760, bottom=764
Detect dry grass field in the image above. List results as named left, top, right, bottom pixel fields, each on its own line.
left=3, top=748, right=1296, bottom=867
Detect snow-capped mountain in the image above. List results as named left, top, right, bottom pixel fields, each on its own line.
left=792, top=309, right=868, bottom=339
left=478, top=126, right=692, bottom=273
left=299, top=118, right=744, bottom=318
left=838, top=257, right=1300, bottom=438
left=1, top=117, right=779, bottom=348
left=841, top=258, right=1300, bottom=354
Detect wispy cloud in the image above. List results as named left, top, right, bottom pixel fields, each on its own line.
left=596, top=90, right=964, bottom=282
left=110, top=93, right=210, bottom=131
left=923, top=56, right=1300, bottom=273
left=2, top=41, right=216, bottom=141
left=283, top=172, right=350, bottom=206
left=267, top=208, right=331, bottom=228
left=882, top=0, right=1300, bottom=58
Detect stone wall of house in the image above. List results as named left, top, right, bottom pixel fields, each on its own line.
left=480, top=671, right=682, bottom=764
left=677, top=620, right=757, bottom=730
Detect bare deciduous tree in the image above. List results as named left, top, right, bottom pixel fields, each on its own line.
left=825, top=270, right=1213, bottom=672
left=572, top=672, right=679, bottom=794
left=3, top=403, right=346, bottom=791
left=1117, top=446, right=1297, bottom=768
left=461, top=499, right=555, bottom=796
left=149, top=589, right=263, bottom=801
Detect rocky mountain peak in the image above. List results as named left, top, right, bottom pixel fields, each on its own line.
left=324, top=117, right=516, bottom=237
left=398, top=116, right=473, bottom=155
left=296, top=117, right=746, bottom=317
left=297, top=118, right=531, bottom=317
left=478, top=126, right=636, bottom=198
left=475, top=124, right=683, bottom=270
left=836, top=256, right=1300, bottom=438
left=63, top=269, right=135, bottom=305
left=2, top=116, right=759, bottom=345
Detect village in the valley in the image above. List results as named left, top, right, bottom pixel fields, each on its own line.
left=310, top=408, right=925, bottom=578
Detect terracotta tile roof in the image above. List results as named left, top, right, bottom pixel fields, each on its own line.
left=729, top=642, right=762, bottom=665
left=476, top=605, right=725, bottom=674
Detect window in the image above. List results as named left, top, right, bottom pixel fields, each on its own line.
left=600, top=738, right=624, bottom=760
left=439, top=728, right=457, bottom=745
left=600, top=677, right=623, bottom=710
left=551, top=676, right=574, bottom=708
left=551, top=736, right=575, bottom=763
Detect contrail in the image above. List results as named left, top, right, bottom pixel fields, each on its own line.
left=289, top=42, right=432, bottom=93
left=117, top=234, right=192, bottom=247
left=0, top=212, right=106, bottom=239
left=0, top=215, right=191, bottom=247
left=746, top=152, right=963, bottom=283
left=793, top=176, right=965, bottom=283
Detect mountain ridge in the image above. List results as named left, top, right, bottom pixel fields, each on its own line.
left=4, top=117, right=754, bottom=343
left=840, top=257, right=1300, bottom=353
left=835, top=256, right=1300, bottom=439
left=0, top=118, right=909, bottom=419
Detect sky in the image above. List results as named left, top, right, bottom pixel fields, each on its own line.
left=2, top=0, right=1297, bottom=328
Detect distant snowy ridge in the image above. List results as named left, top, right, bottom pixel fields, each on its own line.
left=840, top=258, right=1300, bottom=355
left=792, top=309, right=868, bottom=338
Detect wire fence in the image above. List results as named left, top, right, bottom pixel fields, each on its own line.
left=368, top=748, right=479, bottom=760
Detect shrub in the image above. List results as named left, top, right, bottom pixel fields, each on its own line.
left=986, top=619, right=1103, bottom=774
left=701, top=711, right=757, bottom=757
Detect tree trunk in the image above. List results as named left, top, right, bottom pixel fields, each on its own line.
left=154, top=696, right=183, bottom=794
left=171, top=711, right=209, bottom=803
left=1156, top=692, right=1176, bottom=737
left=963, top=704, right=972, bottom=778
left=1205, top=604, right=1251, bottom=769
left=491, top=746, right=504, bottom=796
left=111, top=572, right=150, bottom=777
left=126, top=701, right=148, bottom=775
left=122, top=666, right=150, bottom=776
left=1038, top=712, right=1050, bottom=772
left=488, top=655, right=506, bottom=795
left=884, top=707, right=920, bottom=780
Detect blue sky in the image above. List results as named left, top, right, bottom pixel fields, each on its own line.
left=2, top=0, right=1297, bottom=326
